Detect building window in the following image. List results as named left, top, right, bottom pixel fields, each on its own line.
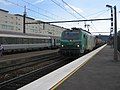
left=2, top=24, right=7, bottom=29
left=8, top=25, right=14, bottom=30
left=10, top=22, right=13, bottom=24
left=43, top=24, right=45, bottom=30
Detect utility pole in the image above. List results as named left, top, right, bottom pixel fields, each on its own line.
left=114, top=6, right=118, bottom=61
left=23, top=6, right=26, bottom=33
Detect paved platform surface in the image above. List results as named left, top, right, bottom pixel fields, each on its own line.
left=56, top=45, right=120, bottom=90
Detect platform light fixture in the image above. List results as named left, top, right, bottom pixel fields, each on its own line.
left=106, top=5, right=112, bottom=8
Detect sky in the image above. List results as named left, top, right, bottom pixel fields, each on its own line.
left=0, top=0, right=120, bottom=35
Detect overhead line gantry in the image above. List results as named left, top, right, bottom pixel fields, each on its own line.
left=25, top=18, right=111, bottom=24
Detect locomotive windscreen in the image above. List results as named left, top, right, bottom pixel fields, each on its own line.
left=62, top=31, right=80, bottom=40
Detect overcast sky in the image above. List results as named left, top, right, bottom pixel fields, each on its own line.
left=0, top=0, right=120, bottom=35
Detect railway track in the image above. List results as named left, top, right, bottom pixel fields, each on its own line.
left=0, top=52, right=62, bottom=82
left=0, top=52, right=59, bottom=74
left=0, top=52, right=77, bottom=89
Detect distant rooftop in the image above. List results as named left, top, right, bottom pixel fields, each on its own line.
left=0, top=9, right=9, bottom=13
left=14, top=14, right=23, bottom=17
left=26, top=16, right=35, bottom=20
left=14, top=14, right=35, bottom=20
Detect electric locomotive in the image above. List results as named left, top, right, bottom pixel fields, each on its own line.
left=60, top=28, right=95, bottom=55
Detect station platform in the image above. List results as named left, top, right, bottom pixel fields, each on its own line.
left=56, top=45, right=120, bottom=90
left=19, top=45, right=120, bottom=90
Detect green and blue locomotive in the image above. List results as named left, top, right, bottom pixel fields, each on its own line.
left=60, top=28, right=96, bottom=55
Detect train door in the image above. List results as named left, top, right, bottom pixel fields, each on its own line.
left=51, top=38, right=55, bottom=48
left=53, top=38, right=56, bottom=48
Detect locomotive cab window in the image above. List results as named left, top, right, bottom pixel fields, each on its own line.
left=84, top=34, right=86, bottom=38
left=62, top=31, right=80, bottom=40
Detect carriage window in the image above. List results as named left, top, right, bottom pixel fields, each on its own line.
left=45, top=39, right=48, bottom=43
left=0, top=37, right=2, bottom=44
left=84, top=34, right=86, bottom=38
left=39, top=39, right=42, bottom=43
left=41, top=39, right=45, bottom=43
left=23, top=38, right=28, bottom=44
left=16, top=38, right=22, bottom=44
left=2, top=37, right=7, bottom=44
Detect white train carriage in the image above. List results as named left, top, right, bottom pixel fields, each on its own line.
left=50, top=36, right=60, bottom=48
left=0, top=33, right=52, bottom=53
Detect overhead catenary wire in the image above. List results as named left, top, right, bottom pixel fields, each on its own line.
left=86, top=9, right=110, bottom=32
left=61, top=0, right=99, bottom=31
left=50, top=0, right=83, bottom=27
left=21, top=0, right=67, bottom=20
left=61, top=0, right=115, bottom=33
left=93, top=10, right=110, bottom=18
left=26, top=7, right=55, bottom=20
left=88, top=9, right=109, bottom=30
left=61, top=0, right=86, bottom=19
left=4, top=0, right=114, bottom=34
left=50, top=0, right=79, bottom=19
left=90, top=9, right=110, bottom=32
left=86, top=9, right=110, bottom=18
left=4, top=0, right=59, bottom=21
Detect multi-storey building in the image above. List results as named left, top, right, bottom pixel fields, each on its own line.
left=0, top=9, right=66, bottom=37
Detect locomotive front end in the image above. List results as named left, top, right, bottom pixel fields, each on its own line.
left=60, top=29, right=82, bottom=55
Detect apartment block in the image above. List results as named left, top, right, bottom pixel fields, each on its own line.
left=0, top=9, right=65, bottom=37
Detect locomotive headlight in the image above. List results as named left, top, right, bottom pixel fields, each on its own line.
left=61, top=45, right=64, bottom=47
left=77, top=44, right=80, bottom=47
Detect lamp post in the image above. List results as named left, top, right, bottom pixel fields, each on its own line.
left=106, top=5, right=118, bottom=61
left=113, top=6, right=118, bottom=61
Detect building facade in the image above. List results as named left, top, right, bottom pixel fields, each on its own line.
left=0, top=9, right=66, bottom=37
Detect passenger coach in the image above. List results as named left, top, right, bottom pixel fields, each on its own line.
left=0, top=32, right=60, bottom=53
